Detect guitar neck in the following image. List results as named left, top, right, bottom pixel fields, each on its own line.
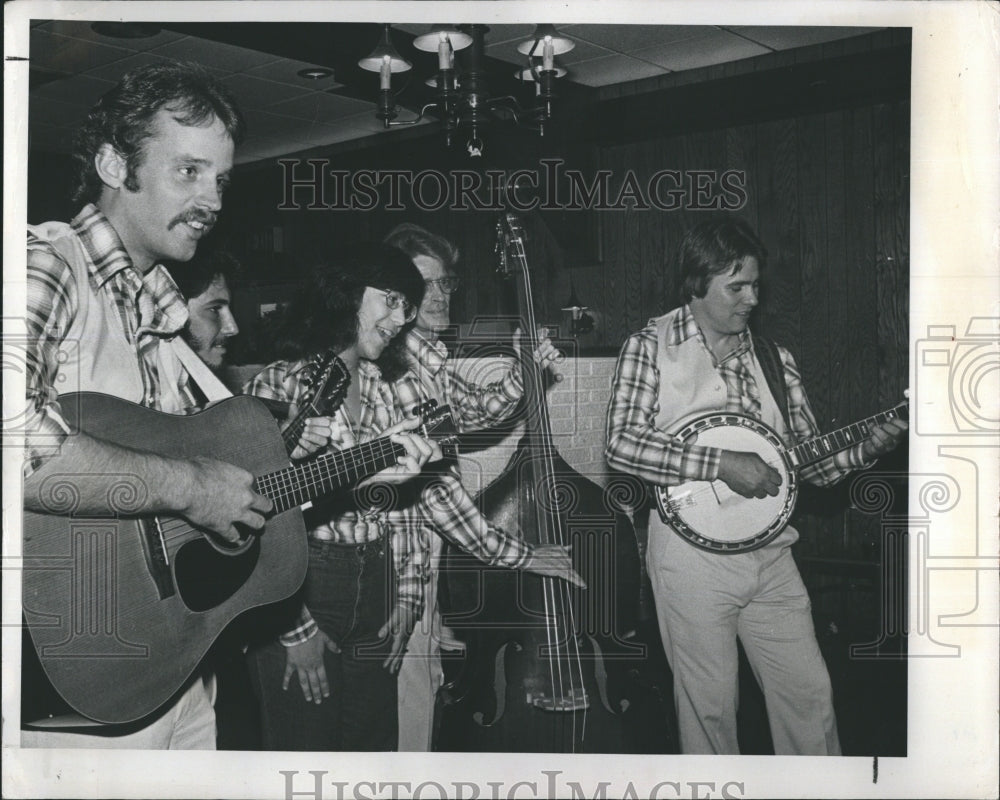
left=789, top=402, right=907, bottom=469
left=257, top=437, right=407, bottom=514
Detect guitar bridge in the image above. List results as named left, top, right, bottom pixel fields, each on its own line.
left=137, top=516, right=175, bottom=600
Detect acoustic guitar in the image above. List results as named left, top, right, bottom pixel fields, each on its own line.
left=22, top=392, right=456, bottom=724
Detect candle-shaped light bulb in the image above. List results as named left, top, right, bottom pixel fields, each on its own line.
left=438, top=32, right=451, bottom=70
left=542, top=35, right=554, bottom=71
left=380, top=54, right=392, bottom=90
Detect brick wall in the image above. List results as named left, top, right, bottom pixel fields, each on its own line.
left=452, top=356, right=618, bottom=496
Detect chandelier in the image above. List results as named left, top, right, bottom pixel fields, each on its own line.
left=358, top=23, right=575, bottom=156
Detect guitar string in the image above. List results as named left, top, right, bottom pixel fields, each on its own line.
left=667, top=408, right=905, bottom=508
left=515, top=230, right=585, bottom=748
left=157, top=438, right=407, bottom=543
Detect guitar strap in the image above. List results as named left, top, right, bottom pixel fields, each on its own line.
left=170, top=337, right=233, bottom=402
left=753, top=335, right=791, bottom=430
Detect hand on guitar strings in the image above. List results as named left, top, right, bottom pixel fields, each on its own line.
left=380, top=603, right=420, bottom=674
left=358, top=416, right=443, bottom=487
left=282, top=629, right=341, bottom=704
left=861, top=418, right=908, bottom=460
left=716, top=450, right=783, bottom=500
left=180, top=456, right=273, bottom=543
left=523, top=544, right=587, bottom=589
left=513, top=327, right=565, bottom=377
left=285, top=402, right=335, bottom=460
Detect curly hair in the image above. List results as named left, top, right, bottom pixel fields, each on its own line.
left=273, top=242, right=425, bottom=382
left=679, top=217, right=768, bottom=304
left=71, top=61, right=245, bottom=206
left=168, top=243, right=242, bottom=301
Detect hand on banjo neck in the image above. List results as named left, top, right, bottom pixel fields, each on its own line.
left=714, top=415, right=908, bottom=501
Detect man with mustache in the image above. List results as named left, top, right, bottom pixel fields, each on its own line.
left=605, top=217, right=906, bottom=755
left=22, top=62, right=268, bottom=749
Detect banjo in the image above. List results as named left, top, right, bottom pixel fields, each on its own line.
left=654, top=399, right=908, bottom=553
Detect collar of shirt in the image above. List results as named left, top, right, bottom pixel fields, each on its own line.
left=658, top=304, right=754, bottom=367
left=406, top=328, right=449, bottom=379
left=71, top=203, right=188, bottom=337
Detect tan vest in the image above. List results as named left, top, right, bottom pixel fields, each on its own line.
left=648, top=310, right=797, bottom=548
left=30, top=220, right=187, bottom=414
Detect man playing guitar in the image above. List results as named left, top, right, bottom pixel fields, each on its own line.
left=605, top=218, right=906, bottom=755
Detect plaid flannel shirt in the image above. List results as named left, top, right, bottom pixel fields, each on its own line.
left=392, top=329, right=524, bottom=431
left=605, top=305, right=871, bottom=490
left=245, top=354, right=533, bottom=646
left=392, top=328, right=534, bottom=582
left=25, top=204, right=194, bottom=475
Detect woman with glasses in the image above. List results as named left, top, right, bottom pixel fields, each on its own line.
left=242, top=242, right=580, bottom=751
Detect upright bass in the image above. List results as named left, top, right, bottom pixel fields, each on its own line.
left=435, top=213, right=661, bottom=753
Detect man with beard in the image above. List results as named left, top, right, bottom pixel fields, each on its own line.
left=172, top=245, right=241, bottom=376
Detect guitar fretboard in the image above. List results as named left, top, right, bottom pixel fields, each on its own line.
left=790, top=402, right=908, bottom=469
left=257, top=438, right=407, bottom=514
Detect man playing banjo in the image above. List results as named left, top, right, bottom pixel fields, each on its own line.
left=605, top=217, right=906, bottom=755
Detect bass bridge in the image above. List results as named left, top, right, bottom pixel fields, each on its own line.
left=528, top=686, right=590, bottom=712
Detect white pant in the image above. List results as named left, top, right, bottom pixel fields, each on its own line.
left=397, top=590, right=444, bottom=752
left=21, top=678, right=216, bottom=750
left=646, top=522, right=840, bottom=755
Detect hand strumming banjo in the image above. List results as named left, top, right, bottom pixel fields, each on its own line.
left=654, top=399, right=908, bottom=553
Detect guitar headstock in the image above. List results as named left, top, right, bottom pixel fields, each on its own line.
left=413, top=399, right=460, bottom=454
left=495, top=212, right=527, bottom=278
left=303, top=349, right=351, bottom=416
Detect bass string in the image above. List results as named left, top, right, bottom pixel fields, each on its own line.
left=516, top=237, right=587, bottom=749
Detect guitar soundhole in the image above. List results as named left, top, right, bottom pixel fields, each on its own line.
left=173, top=537, right=261, bottom=612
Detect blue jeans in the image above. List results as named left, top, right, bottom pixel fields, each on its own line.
left=247, top=538, right=397, bottom=751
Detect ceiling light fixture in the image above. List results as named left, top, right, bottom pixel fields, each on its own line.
left=298, top=67, right=335, bottom=80
left=358, top=23, right=574, bottom=157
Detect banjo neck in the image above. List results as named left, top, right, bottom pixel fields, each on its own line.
left=786, top=400, right=908, bottom=470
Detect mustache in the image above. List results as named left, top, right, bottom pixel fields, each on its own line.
left=168, top=207, right=217, bottom=231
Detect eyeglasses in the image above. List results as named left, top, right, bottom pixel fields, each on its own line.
left=425, top=276, right=460, bottom=294
left=378, top=289, right=417, bottom=322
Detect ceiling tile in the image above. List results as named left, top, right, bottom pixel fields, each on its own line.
left=83, top=50, right=178, bottom=81
left=30, top=73, right=117, bottom=106
left=633, top=30, right=770, bottom=72
left=242, top=109, right=344, bottom=142
left=728, top=26, right=884, bottom=51
left=151, top=36, right=282, bottom=74
left=486, top=35, right=611, bottom=67
left=30, top=29, right=135, bottom=75
left=221, top=74, right=316, bottom=110
left=567, top=54, right=669, bottom=88
left=570, top=24, right=712, bottom=53
left=244, top=58, right=345, bottom=89
left=270, top=91, right=372, bottom=121
left=37, top=19, right=187, bottom=52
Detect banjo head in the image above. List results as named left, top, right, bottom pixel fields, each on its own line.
left=657, top=413, right=798, bottom=553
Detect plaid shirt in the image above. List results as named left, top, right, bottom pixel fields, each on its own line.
left=606, top=305, right=870, bottom=489
left=245, top=355, right=533, bottom=646
left=392, top=328, right=524, bottom=430
left=392, top=328, right=534, bottom=600
left=25, top=204, right=194, bottom=475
